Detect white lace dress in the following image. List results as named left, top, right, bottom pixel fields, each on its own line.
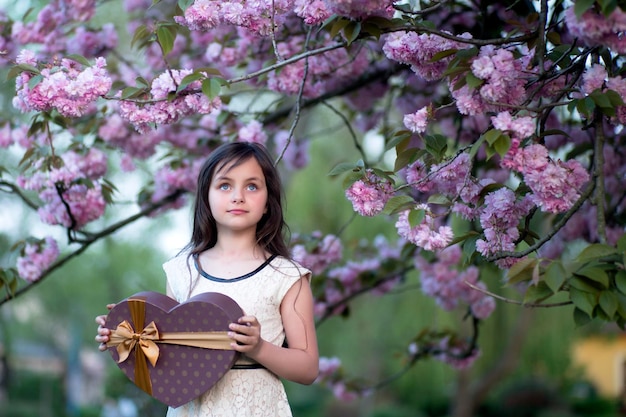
left=163, top=252, right=311, bottom=417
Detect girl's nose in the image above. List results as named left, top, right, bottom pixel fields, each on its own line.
left=231, top=188, right=244, bottom=202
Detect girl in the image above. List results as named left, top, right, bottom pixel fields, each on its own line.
left=95, top=142, right=319, bottom=417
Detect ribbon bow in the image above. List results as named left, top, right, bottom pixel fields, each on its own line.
left=109, top=319, right=160, bottom=366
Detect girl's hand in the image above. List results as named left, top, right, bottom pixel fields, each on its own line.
left=228, top=315, right=263, bottom=356
left=94, top=303, right=116, bottom=352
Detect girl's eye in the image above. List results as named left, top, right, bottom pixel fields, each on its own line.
left=219, top=184, right=230, bottom=191
left=247, top=184, right=258, bottom=191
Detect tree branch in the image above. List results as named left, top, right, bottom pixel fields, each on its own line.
left=0, top=190, right=184, bottom=306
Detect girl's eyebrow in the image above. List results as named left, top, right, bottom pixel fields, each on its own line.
left=214, top=175, right=265, bottom=183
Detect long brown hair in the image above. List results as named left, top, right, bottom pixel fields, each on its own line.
left=187, top=141, right=290, bottom=259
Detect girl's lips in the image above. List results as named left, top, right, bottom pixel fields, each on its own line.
left=228, top=209, right=247, bottom=214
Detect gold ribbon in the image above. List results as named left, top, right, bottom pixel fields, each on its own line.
left=106, top=297, right=234, bottom=395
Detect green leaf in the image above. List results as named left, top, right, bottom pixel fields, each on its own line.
left=449, top=231, right=480, bottom=246
left=426, top=194, right=450, bottom=205
left=617, top=233, right=626, bottom=252
left=361, top=21, right=381, bottom=39
left=408, top=209, right=426, bottom=228
left=492, top=134, right=511, bottom=157
left=575, top=266, right=609, bottom=289
left=65, top=54, right=91, bottom=67
left=343, top=21, right=361, bottom=45
left=131, top=24, right=151, bottom=50
left=394, top=148, right=425, bottom=172
left=120, top=86, right=146, bottom=100
left=590, top=89, right=613, bottom=108
left=177, top=73, right=204, bottom=93
left=329, top=17, right=350, bottom=39
left=381, top=195, right=416, bottom=215
left=385, top=130, right=412, bottom=152
left=465, top=73, right=483, bottom=89
left=576, top=96, right=596, bottom=117
left=157, top=25, right=177, bottom=56
left=506, top=258, right=537, bottom=285
left=178, top=0, right=194, bottom=11
left=342, top=170, right=366, bottom=189
left=543, top=261, right=566, bottom=293
left=573, top=307, right=593, bottom=326
left=576, top=243, right=618, bottom=262
left=615, top=270, right=626, bottom=295
left=429, top=49, right=458, bottom=62
left=524, top=281, right=553, bottom=304
left=482, top=129, right=503, bottom=145
left=424, top=134, right=447, bottom=160
left=469, top=134, right=485, bottom=160
left=27, top=74, right=43, bottom=89
left=456, top=47, right=479, bottom=59
left=328, top=162, right=360, bottom=177
left=462, top=234, right=479, bottom=264
left=606, top=89, right=625, bottom=107
left=569, top=287, right=596, bottom=316
left=574, top=0, right=595, bottom=17
left=569, top=276, right=602, bottom=294
left=599, top=291, right=619, bottom=318
left=201, top=78, right=221, bottom=100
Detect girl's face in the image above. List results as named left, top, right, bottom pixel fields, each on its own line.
left=208, top=157, right=268, bottom=236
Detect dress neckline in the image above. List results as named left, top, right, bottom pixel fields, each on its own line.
left=193, top=253, right=277, bottom=283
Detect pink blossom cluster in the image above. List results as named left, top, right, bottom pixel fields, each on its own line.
left=13, top=51, right=112, bottom=118
left=581, top=64, right=626, bottom=124
left=502, top=143, right=590, bottom=213
left=18, top=149, right=108, bottom=229
left=11, top=3, right=68, bottom=53
left=474, top=188, right=534, bottom=267
left=176, top=0, right=294, bottom=36
left=491, top=111, right=535, bottom=139
left=149, top=158, right=205, bottom=209
left=98, top=114, right=159, bottom=159
left=273, top=130, right=310, bottom=170
left=403, top=106, right=431, bottom=134
left=345, top=169, right=394, bottom=217
left=452, top=45, right=530, bottom=115
left=315, top=357, right=360, bottom=401
left=117, top=69, right=222, bottom=133
left=267, top=36, right=370, bottom=98
left=305, top=235, right=403, bottom=318
left=66, top=24, right=119, bottom=58
left=16, top=236, right=60, bottom=283
left=415, top=245, right=495, bottom=319
left=395, top=204, right=454, bottom=251
left=322, top=0, right=395, bottom=20
left=293, top=0, right=332, bottom=25
left=383, top=31, right=466, bottom=81
left=238, top=120, right=268, bottom=145
left=291, top=232, right=343, bottom=275
left=564, top=6, right=626, bottom=54
left=410, top=153, right=473, bottom=196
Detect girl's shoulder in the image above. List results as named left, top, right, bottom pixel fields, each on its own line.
left=162, top=248, right=192, bottom=272
left=269, top=256, right=312, bottom=282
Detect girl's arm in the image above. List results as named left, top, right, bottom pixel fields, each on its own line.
left=228, top=276, right=319, bottom=384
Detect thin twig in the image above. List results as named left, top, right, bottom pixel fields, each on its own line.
left=463, top=280, right=572, bottom=308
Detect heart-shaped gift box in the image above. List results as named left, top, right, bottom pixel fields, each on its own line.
left=104, top=291, right=243, bottom=408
